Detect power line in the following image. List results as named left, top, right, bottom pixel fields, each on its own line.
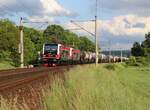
left=68, top=27, right=95, bottom=41
left=23, top=21, right=48, bottom=24
left=69, top=0, right=99, bottom=66
left=70, top=20, right=95, bottom=36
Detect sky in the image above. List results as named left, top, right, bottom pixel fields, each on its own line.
left=0, top=0, right=149, bottom=50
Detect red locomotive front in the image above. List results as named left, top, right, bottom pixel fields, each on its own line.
left=42, top=43, right=61, bottom=66
left=41, top=43, right=77, bottom=66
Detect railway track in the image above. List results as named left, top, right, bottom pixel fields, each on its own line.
left=0, top=65, right=86, bottom=110
left=0, top=66, right=71, bottom=92
left=0, top=66, right=73, bottom=110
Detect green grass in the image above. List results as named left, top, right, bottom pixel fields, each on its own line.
left=0, top=64, right=150, bottom=110
left=44, top=64, right=150, bottom=110
left=0, top=61, right=14, bottom=70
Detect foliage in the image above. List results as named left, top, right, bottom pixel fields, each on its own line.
left=142, top=32, right=150, bottom=48
left=104, top=64, right=116, bottom=70
left=125, top=56, right=137, bottom=66
left=78, top=36, right=95, bottom=52
left=0, top=20, right=20, bottom=66
left=126, top=56, right=150, bottom=67
left=131, top=32, right=150, bottom=57
left=23, top=27, right=44, bottom=65
left=0, top=21, right=95, bottom=67
left=0, top=51, right=11, bottom=61
left=43, top=25, right=95, bottom=51
left=0, top=61, right=14, bottom=70
left=136, top=57, right=150, bottom=66
left=130, top=32, right=150, bottom=67
left=131, top=42, right=144, bottom=56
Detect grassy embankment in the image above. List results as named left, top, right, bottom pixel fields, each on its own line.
left=0, top=61, right=14, bottom=70
left=44, top=64, right=150, bottom=110
left=0, top=63, right=150, bottom=110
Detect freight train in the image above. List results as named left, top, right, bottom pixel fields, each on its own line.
left=39, top=43, right=128, bottom=67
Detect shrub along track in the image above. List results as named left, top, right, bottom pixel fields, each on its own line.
left=0, top=66, right=72, bottom=110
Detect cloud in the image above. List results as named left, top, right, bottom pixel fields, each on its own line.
left=65, top=15, right=150, bottom=37
left=40, top=0, right=71, bottom=16
left=0, top=0, right=73, bottom=21
left=102, top=15, right=150, bottom=36
left=100, top=0, right=150, bottom=16
left=63, top=14, right=148, bottom=49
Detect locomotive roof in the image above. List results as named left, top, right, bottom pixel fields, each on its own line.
left=45, top=43, right=59, bottom=45
left=44, top=43, right=81, bottom=51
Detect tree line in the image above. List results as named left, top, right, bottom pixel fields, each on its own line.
left=131, top=32, right=150, bottom=57
left=0, top=20, right=95, bottom=66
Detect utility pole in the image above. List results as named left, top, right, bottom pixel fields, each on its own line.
left=70, top=0, right=99, bottom=65
left=19, top=19, right=48, bottom=68
left=121, top=48, right=123, bottom=63
left=95, top=0, right=99, bottom=65
left=19, top=17, right=24, bottom=68
left=109, top=48, right=111, bottom=63
left=95, top=14, right=98, bottom=65
left=108, top=40, right=111, bottom=63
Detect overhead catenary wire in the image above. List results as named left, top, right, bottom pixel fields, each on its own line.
left=69, top=0, right=99, bottom=66
left=70, top=21, right=95, bottom=36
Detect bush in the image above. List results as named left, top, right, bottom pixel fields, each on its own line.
left=104, top=64, right=116, bottom=71
left=0, top=51, right=11, bottom=61
left=136, top=57, right=150, bottom=66
left=125, top=56, right=137, bottom=66
left=126, top=56, right=150, bottom=67
left=0, top=50, right=20, bottom=67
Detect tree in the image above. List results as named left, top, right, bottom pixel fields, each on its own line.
left=131, top=42, right=144, bottom=56
left=0, top=20, right=20, bottom=66
left=43, top=25, right=65, bottom=43
left=43, top=25, right=95, bottom=51
left=132, top=32, right=150, bottom=57
left=78, top=36, right=95, bottom=52
left=24, top=27, right=44, bottom=51
left=141, top=32, right=150, bottom=56
left=23, top=27, right=45, bottom=65
left=142, top=32, right=150, bottom=48
left=0, top=21, right=96, bottom=66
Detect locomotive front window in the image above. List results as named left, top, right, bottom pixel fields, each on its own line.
left=44, top=44, right=58, bottom=54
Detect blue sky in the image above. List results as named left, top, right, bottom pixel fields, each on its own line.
left=55, top=0, right=96, bottom=23
left=0, top=0, right=149, bottom=50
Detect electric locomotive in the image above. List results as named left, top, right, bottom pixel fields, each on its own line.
left=41, top=43, right=80, bottom=66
